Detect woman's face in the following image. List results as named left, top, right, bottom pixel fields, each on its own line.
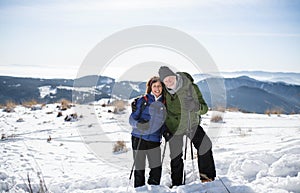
left=163, top=75, right=176, bottom=90
left=151, top=81, right=163, bottom=98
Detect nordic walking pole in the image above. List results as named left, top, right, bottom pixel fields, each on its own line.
left=129, top=135, right=143, bottom=180
left=127, top=135, right=143, bottom=192
left=188, top=111, right=196, bottom=182
left=190, top=141, right=196, bottom=182
left=218, top=176, right=231, bottom=193
left=200, top=173, right=231, bottom=193
left=183, top=133, right=188, bottom=185
left=161, top=139, right=167, bottom=163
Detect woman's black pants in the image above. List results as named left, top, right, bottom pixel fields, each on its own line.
left=132, top=136, right=162, bottom=188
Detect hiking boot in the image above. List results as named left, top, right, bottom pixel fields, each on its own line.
left=200, top=173, right=214, bottom=183
left=201, top=179, right=213, bottom=183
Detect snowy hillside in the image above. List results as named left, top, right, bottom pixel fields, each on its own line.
left=193, top=71, right=300, bottom=86
left=221, top=71, right=300, bottom=86
left=1, top=103, right=300, bottom=193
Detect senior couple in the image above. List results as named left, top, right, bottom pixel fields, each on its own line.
left=129, top=66, right=216, bottom=188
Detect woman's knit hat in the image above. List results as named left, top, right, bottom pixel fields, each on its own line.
left=158, top=66, right=176, bottom=81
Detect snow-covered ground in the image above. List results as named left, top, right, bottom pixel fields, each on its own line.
left=1, top=103, right=300, bottom=193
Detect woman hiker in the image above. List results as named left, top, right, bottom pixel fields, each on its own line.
left=129, top=76, right=167, bottom=188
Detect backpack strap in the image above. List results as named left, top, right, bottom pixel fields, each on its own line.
left=137, top=95, right=148, bottom=120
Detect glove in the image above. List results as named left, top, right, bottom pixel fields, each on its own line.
left=136, top=120, right=150, bottom=131
left=183, top=96, right=198, bottom=111
left=163, top=129, right=173, bottom=142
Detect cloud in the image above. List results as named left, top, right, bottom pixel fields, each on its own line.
left=0, top=64, right=78, bottom=79
left=194, top=32, right=300, bottom=37
left=0, top=0, right=269, bottom=12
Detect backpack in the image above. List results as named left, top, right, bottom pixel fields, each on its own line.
left=180, top=72, right=194, bottom=83
left=179, top=72, right=204, bottom=122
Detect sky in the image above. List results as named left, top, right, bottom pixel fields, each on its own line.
left=0, top=0, right=300, bottom=79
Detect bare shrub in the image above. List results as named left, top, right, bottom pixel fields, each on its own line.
left=113, top=140, right=128, bottom=153
left=265, top=108, right=283, bottom=116
left=227, top=107, right=240, bottom=112
left=26, top=171, right=48, bottom=193
left=3, top=100, right=16, bottom=113
left=59, top=99, right=73, bottom=110
left=113, top=107, right=118, bottom=114
left=22, top=99, right=38, bottom=108
left=210, top=114, right=223, bottom=123
left=265, top=109, right=271, bottom=116
left=112, top=100, right=127, bottom=113
left=211, top=106, right=226, bottom=112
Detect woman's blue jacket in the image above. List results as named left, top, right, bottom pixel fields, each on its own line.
left=129, top=93, right=166, bottom=142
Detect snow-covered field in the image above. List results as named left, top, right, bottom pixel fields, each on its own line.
left=1, top=102, right=300, bottom=193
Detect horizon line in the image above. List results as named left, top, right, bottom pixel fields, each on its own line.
left=1, top=70, right=300, bottom=80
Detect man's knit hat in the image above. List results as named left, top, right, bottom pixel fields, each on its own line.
left=158, top=66, right=176, bottom=81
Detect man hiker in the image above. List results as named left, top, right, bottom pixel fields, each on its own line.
left=159, top=66, right=216, bottom=187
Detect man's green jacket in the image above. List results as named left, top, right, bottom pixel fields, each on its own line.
left=164, top=72, right=208, bottom=135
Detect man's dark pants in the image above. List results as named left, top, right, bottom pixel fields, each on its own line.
left=169, top=125, right=216, bottom=186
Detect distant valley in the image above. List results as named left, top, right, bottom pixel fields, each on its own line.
left=0, top=72, right=299, bottom=114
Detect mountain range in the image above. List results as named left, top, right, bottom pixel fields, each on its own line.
left=0, top=72, right=299, bottom=114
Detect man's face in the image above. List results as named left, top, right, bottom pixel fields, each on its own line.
left=163, top=75, right=177, bottom=90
